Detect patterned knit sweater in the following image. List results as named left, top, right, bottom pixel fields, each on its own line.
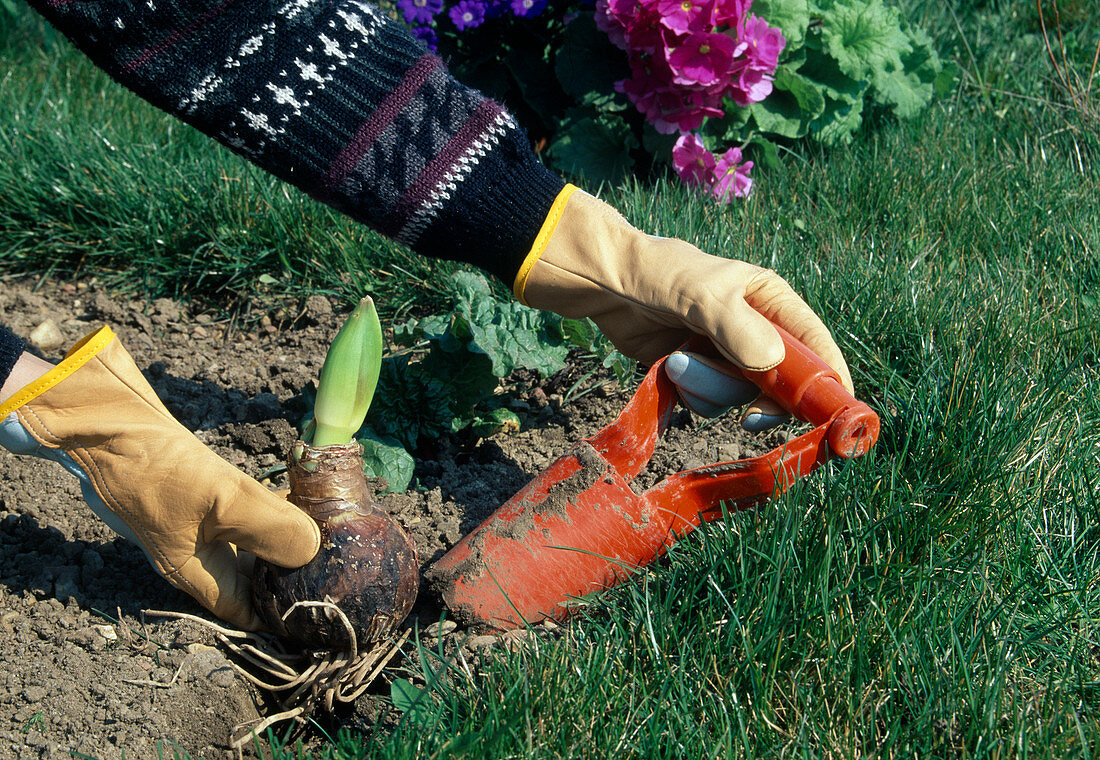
left=25, top=0, right=566, bottom=283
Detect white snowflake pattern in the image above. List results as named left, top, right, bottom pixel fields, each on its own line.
left=238, top=34, right=265, bottom=57
left=242, top=109, right=279, bottom=137
left=295, top=58, right=325, bottom=84
left=278, top=0, right=314, bottom=20
left=336, top=9, right=376, bottom=39
left=180, top=73, right=224, bottom=111
left=318, top=34, right=348, bottom=62
left=349, top=1, right=382, bottom=21
left=267, top=83, right=305, bottom=115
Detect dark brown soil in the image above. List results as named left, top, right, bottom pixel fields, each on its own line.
left=0, top=274, right=793, bottom=759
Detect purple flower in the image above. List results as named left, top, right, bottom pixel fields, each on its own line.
left=666, top=31, right=736, bottom=86
left=510, top=0, right=548, bottom=16
left=671, top=133, right=715, bottom=187
left=412, top=25, right=439, bottom=51
left=712, top=146, right=753, bottom=200
left=449, top=0, right=487, bottom=30
left=398, top=0, right=444, bottom=24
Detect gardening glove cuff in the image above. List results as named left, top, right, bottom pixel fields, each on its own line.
left=514, top=185, right=853, bottom=420
left=0, top=327, right=321, bottom=630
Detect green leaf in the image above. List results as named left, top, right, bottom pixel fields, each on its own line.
left=504, top=43, right=561, bottom=121
left=547, top=112, right=639, bottom=185
left=391, top=679, right=434, bottom=727
left=641, top=124, right=679, bottom=166
left=471, top=408, right=521, bottom=438
left=870, top=22, right=942, bottom=118
left=871, top=66, right=928, bottom=119
left=702, top=101, right=752, bottom=148
left=370, top=355, right=457, bottom=450
left=810, top=94, right=865, bottom=145
left=562, top=317, right=598, bottom=350
left=449, top=271, right=571, bottom=377
left=358, top=430, right=415, bottom=493
left=368, top=271, right=571, bottom=451
left=555, top=15, right=629, bottom=111
left=747, top=135, right=782, bottom=171
left=799, top=42, right=867, bottom=103
left=750, top=66, right=826, bottom=139
left=752, top=0, right=811, bottom=49
left=602, top=350, right=636, bottom=385
left=391, top=318, right=421, bottom=346
left=820, top=0, right=910, bottom=82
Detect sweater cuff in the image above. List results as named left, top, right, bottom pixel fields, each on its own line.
left=0, top=326, right=25, bottom=393
left=409, top=127, right=566, bottom=285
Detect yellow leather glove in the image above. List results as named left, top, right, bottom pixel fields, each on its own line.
left=515, top=185, right=853, bottom=425
left=0, top=326, right=320, bottom=630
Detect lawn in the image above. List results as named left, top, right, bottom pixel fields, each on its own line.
left=1, top=0, right=1098, bottom=757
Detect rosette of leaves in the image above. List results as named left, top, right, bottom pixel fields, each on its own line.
left=717, top=0, right=957, bottom=151
left=609, top=0, right=956, bottom=179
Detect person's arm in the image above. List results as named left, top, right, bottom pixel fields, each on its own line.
left=26, top=0, right=564, bottom=283
left=27, top=0, right=853, bottom=420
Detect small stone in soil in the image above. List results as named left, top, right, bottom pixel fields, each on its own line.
left=467, top=635, right=498, bottom=651
left=423, top=620, right=457, bottom=638
left=21, top=685, right=46, bottom=703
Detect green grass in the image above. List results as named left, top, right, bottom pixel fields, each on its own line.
left=2, top=0, right=1099, bottom=758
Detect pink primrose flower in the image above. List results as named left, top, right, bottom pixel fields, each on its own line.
left=712, top=0, right=752, bottom=25
left=596, top=0, right=771, bottom=200
left=595, top=0, right=634, bottom=49
left=655, top=0, right=714, bottom=34
left=666, top=30, right=736, bottom=87
left=741, top=15, right=785, bottom=69
left=731, top=64, right=773, bottom=105
left=712, top=146, right=754, bottom=200
left=671, top=133, right=716, bottom=187
left=616, top=62, right=664, bottom=116
left=624, top=10, right=667, bottom=52
left=651, top=90, right=723, bottom=133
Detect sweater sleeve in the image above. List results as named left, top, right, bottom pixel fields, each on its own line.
left=0, top=325, right=26, bottom=392
left=24, top=0, right=565, bottom=283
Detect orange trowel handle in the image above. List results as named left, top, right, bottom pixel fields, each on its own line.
left=734, top=326, right=879, bottom=458
left=432, top=328, right=879, bottom=630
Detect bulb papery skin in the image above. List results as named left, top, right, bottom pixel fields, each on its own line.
left=252, top=441, right=419, bottom=648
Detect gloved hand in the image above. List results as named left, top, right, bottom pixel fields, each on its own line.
left=515, top=185, right=854, bottom=428
left=0, top=327, right=320, bottom=630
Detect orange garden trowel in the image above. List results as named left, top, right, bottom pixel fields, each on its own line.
left=430, top=327, right=880, bottom=630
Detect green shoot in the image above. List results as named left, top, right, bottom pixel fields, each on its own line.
left=311, top=296, right=383, bottom=448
